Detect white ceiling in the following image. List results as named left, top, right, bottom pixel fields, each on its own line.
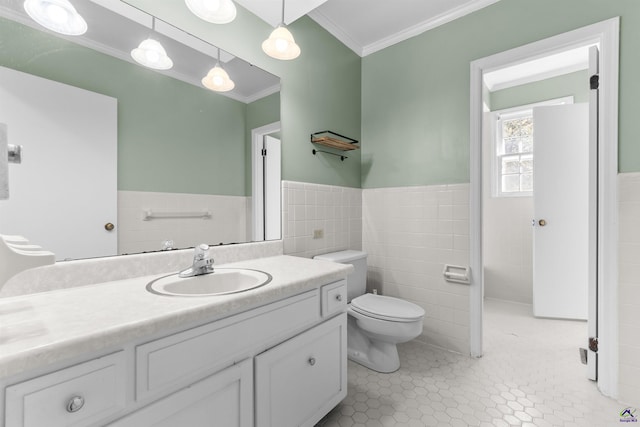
left=3, top=0, right=591, bottom=98
left=239, top=0, right=501, bottom=57
left=235, top=0, right=328, bottom=27
left=309, top=0, right=501, bottom=56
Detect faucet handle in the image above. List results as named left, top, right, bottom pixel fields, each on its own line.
left=194, top=243, right=210, bottom=259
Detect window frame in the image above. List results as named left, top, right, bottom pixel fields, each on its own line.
left=491, top=96, right=574, bottom=198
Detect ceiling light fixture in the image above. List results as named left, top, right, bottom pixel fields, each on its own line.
left=131, top=18, right=173, bottom=70
left=23, top=0, right=87, bottom=36
left=202, top=48, right=235, bottom=92
left=262, top=0, right=300, bottom=60
left=184, top=0, right=236, bottom=24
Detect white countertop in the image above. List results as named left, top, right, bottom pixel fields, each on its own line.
left=0, top=255, right=352, bottom=379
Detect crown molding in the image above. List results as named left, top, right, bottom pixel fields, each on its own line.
left=307, top=9, right=364, bottom=56
left=243, top=83, right=282, bottom=104
left=310, top=0, right=501, bottom=57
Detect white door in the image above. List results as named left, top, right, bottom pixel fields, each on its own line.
left=0, top=66, right=117, bottom=260
left=532, top=103, right=591, bottom=321
left=252, top=132, right=281, bottom=241
left=263, top=135, right=281, bottom=241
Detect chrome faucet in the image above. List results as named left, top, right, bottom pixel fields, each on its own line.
left=179, top=243, right=214, bottom=277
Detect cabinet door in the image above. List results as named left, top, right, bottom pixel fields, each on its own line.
left=109, top=359, right=252, bottom=427
left=255, top=314, right=347, bottom=427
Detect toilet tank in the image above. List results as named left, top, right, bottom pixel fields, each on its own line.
left=313, top=250, right=367, bottom=302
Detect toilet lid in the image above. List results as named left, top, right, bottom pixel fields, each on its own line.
left=351, top=294, right=425, bottom=322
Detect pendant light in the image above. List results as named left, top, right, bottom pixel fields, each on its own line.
left=201, top=48, right=235, bottom=92
left=185, top=0, right=236, bottom=24
left=23, top=0, right=87, bottom=36
left=262, top=0, right=300, bottom=60
left=131, top=18, right=173, bottom=70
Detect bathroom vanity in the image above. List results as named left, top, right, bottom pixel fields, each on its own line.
left=0, top=255, right=351, bottom=426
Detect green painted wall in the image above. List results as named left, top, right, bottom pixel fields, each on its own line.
left=127, top=1, right=362, bottom=189
left=0, top=17, right=249, bottom=196
left=245, top=91, right=281, bottom=194
left=490, top=70, right=590, bottom=112
left=362, top=0, right=640, bottom=188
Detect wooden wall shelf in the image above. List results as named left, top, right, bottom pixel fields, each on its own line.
left=310, top=131, right=359, bottom=151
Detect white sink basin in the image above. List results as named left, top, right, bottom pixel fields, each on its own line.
left=147, top=268, right=272, bottom=297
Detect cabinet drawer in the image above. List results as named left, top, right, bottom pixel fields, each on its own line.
left=321, top=280, right=347, bottom=317
left=5, top=351, right=126, bottom=427
left=136, top=290, right=320, bottom=401
left=255, top=313, right=347, bottom=427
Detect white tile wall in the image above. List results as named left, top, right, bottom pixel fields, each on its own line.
left=483, top=196, right=534, bottom=303
left=118, top=191, right=249, bottom=254
left=281, top=181, right=362, bottom=258
left=362, top=184, right=471, bottom=354
left=618, top=172, right=640, bottom=407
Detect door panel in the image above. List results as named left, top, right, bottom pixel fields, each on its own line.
left=0, top=66, right=117, bottom=260
left=263, top=135, right=281, bottom=241
left=532, top=103, right=590, bottom=320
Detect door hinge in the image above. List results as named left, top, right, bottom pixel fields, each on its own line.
left=589, top=336, right=599, bottom=352
left=590, top=74, right=599, bottom=90
left=261, top=148, right=267, bottom=156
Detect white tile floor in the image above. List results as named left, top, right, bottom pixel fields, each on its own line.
left=317, top=299, right=627, bottom=427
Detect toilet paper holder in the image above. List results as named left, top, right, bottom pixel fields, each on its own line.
left=443, top=264, right=471, bottom=284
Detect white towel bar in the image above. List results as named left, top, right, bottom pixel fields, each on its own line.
left=142, top=209, right=212, bottom=221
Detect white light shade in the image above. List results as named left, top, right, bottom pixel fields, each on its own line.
left=23, top=0, right=87, bottom=36
left=201, top=65, right=235, bottom=92
left=185, top=0, right=236, bottom=24
left=262, top=25, right=300, bottom=60
left=131, top=39, right=173, bottom=70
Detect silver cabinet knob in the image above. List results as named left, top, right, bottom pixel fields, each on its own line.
left=335, top=294, right=343, bottom=302
left=308, top=357, right=316, bottom=366
left=66, top=395, right=85, bottom=413
left=538, top=219, right=547, bottom=227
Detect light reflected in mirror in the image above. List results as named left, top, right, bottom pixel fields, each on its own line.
left=0, top=0, right=281, bottom=261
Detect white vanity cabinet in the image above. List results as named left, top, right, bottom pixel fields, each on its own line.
left=2, top=279, right=348, bottom=427
left=109, top=358, right=253, bottom=427
left=255, top=314, right=347, bottom=427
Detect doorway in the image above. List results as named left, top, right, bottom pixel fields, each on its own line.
left=251, top=121, right=281, bottom=241
left=469, top=18, right=619, bottom=397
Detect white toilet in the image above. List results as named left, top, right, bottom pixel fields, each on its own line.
left=314, top=250, right=425, bottom=373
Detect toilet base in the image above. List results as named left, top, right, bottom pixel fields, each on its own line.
left=347, top=317, right=400, bottom=373
left=347, top=343, right=400, bottom=373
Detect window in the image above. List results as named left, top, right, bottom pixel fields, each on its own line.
left=492, top=97, right=573, bottom=197
left=496, top=110, right=533, bottom=195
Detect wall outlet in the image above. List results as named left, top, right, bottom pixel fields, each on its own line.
left=313, top=229, right=324, bottom=239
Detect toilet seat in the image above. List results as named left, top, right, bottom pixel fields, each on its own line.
left=350, top=294, right=424, bottom=323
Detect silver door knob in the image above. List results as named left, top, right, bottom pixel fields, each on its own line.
left=308, top=357, right=316, bottom=366
left=66, top=395, right=85, bottom=413
left=335, top=294, right=343, bottom=301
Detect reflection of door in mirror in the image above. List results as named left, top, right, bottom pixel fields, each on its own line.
left=0, top=66, right=117, bottom=261
left=251, top=123, right=281, bottom=242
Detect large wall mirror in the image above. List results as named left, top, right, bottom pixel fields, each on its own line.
left=0, top=0, right=281, bottom=261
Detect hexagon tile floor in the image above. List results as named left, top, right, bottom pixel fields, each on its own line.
left=316, top=298, right=628, bottom=427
